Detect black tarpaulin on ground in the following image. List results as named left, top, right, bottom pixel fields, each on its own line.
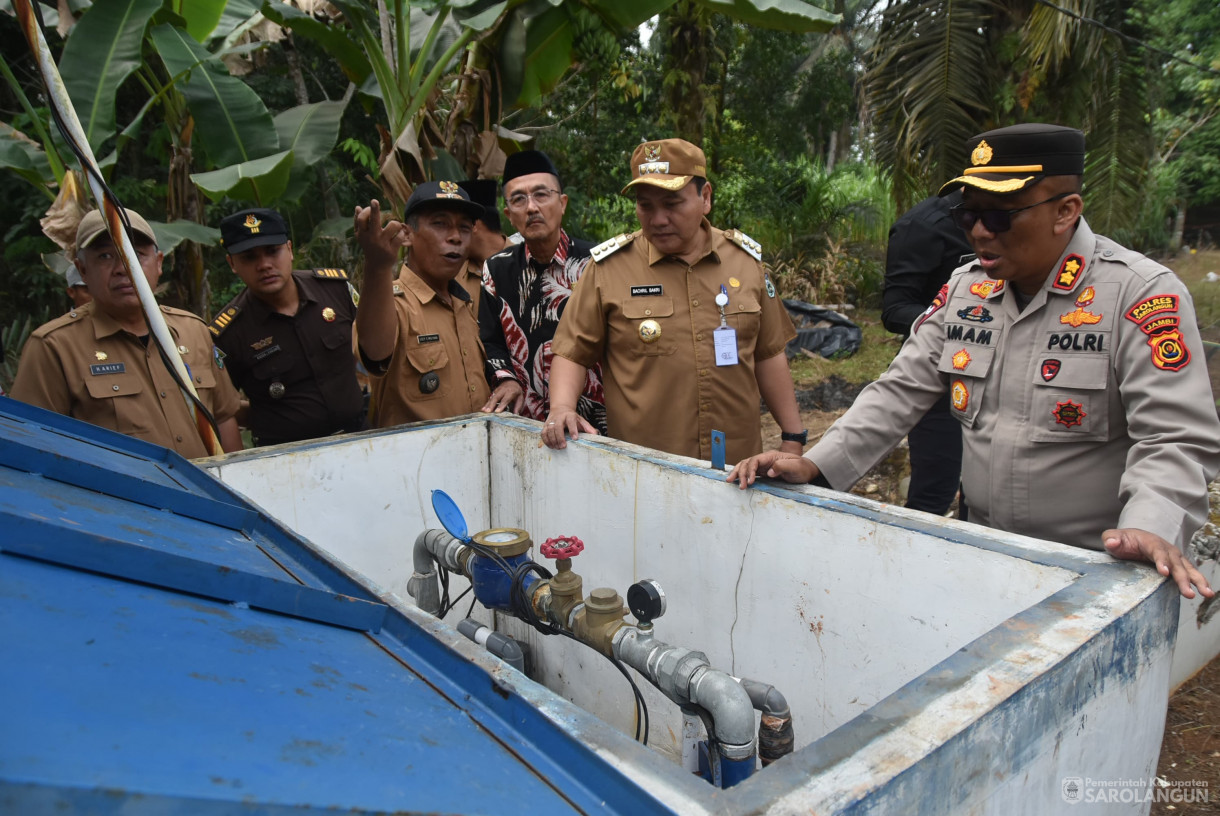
left=783, top=299, right=862, bottom=360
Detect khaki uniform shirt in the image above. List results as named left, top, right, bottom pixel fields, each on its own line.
left=361, top=268, right=491, bottom=428
left=809, top=218, right=1220, bottom=551
left=459, top=260, right=483, bottom=315
left=11, top=302, right=240, bottom=458
left=552, top=221, right=796, bottom=463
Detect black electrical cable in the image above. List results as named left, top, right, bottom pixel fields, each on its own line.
left=29, top=4, right=222, bottom=445
left=459, top=539, right=651, bottom=744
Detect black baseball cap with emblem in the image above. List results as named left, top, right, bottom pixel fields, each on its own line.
left=403, top=180, right=485, bottom=222
left=220, top=208, right=290, bottom=254
left=939, top=123, right=1085, bottom=197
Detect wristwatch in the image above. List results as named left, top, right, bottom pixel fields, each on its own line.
left=780, top=429, right=808, bottom=445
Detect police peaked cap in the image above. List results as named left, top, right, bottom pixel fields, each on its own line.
left=939, top=123, right=1085, bottom=196
left=220, top=208, right=290, bottom=254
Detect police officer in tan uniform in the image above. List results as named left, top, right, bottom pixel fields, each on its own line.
left=729, top=124, right=1220, bottom=599
left=543, top=138, right=804, bottom=464
left=211, top=208, right=364, bottom=446
left=353, top=183, right=493, bottom=427
left=11, top=208, right=242, bottom=457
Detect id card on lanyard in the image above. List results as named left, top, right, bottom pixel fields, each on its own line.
left=714, top=284, right=738, bottom=366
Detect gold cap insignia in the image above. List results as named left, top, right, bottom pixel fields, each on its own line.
left=971, top=140, right=994, bottom=167
left=322, top=307, right=336, bottom=322
left=95, top=351, right=108, bottom=361
left=639, top=319, right=662, bottom=343
left=643, top=144, right=662, bottom=162
left=439, top=181, right=459, bottom=193
left=243, top=214, right=262, bottom=234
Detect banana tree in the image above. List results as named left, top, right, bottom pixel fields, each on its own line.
left=1, top=0, right=348, bottom=311
left=270, top=0, right=842, bottom=215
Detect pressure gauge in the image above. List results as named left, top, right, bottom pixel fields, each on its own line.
left=483, top=531, right=520, bottom=543
left=627, top=579, right=667, bottom=625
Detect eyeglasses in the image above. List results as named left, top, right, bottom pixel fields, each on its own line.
left=950, top=192, right=1072, bottom=234
left=506, top=188, right=561, bottom=210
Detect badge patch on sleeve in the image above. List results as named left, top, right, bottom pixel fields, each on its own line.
left=1053, top=255, right=1085, bottom=290
left=1147, top=329, right=1191, bottom=371
left=1139, top=315, right=1179, bottom=335
left=1125, top=294, right=1179, bottom=325
left=951, top=379, right=969, bottom=411
left=969, top=279, right=1004, bottom=299
left=913, top=284, right=949, bottom=335
left=1052, top=400, right=1086, bottom=427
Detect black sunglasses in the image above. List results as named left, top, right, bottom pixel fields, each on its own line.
left=950, top=191, right=1072, bottom=234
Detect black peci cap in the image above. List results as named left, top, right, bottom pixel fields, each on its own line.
left=220, top=208, right=290, bottom=254
left=939, top=123, right=1085, bottom=196
left=458, top=179, right=502, bottom=232
left=501, top=150, right=561, bottom=187
left=403, top=180, right=485, bottom=222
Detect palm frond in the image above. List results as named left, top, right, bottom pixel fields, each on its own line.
left=864, top=0, right=1000, bottom=208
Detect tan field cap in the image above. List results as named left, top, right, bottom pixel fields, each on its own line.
left=622, top=139, right=707, bottom=194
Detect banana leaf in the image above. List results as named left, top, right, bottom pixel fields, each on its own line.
left=166, top=0, right=226, bottom=41
left=191, top=150, right=293, bottom=203
left=150, top=22, right=280, bottom=168
left=259, top=1, right=373, bottom=84
left=59, top=0, right=162, bottom=149
left=0, top=122, right=52, bottom=187
left=273, top=101, right=346, bottom=167
left=695, top=0, right=839, bottom=32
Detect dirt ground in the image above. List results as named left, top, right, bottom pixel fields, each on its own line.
left=761, top=378, right=1217, bottom=813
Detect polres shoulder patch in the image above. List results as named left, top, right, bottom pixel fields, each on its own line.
left=724, top=229, right=762, bottom=261
left=591, top=233, right=634, bottom=263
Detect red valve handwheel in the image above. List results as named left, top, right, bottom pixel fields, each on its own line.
left=540, top=536, right=585, bottom=559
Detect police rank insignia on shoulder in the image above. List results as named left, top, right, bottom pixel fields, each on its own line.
left=313, top=268, right=349, bottom=280
left=1053, top=255, right=1085, bottom=291
left=725, top=229, right=762, bottom=261
left=591, top=233, right=634, bottom=262
left=209, top=305, right=240, bottom=337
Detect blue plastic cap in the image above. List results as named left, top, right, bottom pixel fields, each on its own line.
left=431, top=489, right=470, bottom=542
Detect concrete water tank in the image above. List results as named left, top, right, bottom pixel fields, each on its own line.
left=205, top=413, right=1182, bottom=815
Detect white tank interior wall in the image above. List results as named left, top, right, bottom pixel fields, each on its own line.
left=1172, top=555, right=1219, bottom=689
left=206, top=416, right=1179, bottom=815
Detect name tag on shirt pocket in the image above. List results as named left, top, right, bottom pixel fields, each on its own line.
left=1030, top=355, right=1110, bottom=442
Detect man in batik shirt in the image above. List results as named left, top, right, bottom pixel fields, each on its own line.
left=478, top=150, right=605, bottom=431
